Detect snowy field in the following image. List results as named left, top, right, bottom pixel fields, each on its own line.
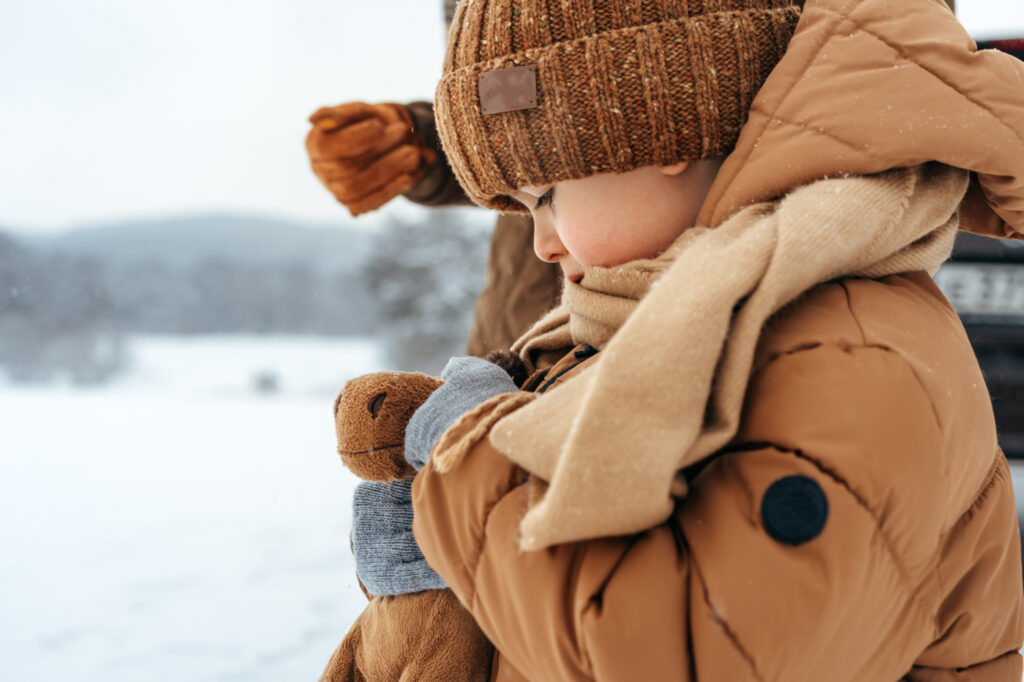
left=2, top=335, right=1022, bottom=682
left=0, top=336, right=386, bottom=682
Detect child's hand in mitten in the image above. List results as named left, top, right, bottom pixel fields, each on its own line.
left=404, top=357, right=520, bottom=471
left=351, top=479, right=446, bottom=596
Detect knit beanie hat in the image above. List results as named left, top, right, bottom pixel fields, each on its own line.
left=435, top=0, right=802, bottom=212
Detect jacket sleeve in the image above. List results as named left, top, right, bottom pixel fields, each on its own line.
left=411, top=344, right=952, bottom=681
left=401, top=101, right=474, bottom=207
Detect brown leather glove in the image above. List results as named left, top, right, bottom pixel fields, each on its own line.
left=307, top=102, right=437, bottom=216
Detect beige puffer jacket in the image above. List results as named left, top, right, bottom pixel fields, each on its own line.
left=410, top=0, right=1024, bottom=679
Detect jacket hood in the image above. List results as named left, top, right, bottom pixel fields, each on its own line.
left=697, top=0, right=1024, bottom=241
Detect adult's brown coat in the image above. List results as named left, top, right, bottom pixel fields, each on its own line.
left=410, top=0, right=1024, bottom=679
left=402, top=101, right=563, bottom=356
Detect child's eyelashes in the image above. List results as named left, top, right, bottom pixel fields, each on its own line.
left=535, top=188, right=554, bottom=210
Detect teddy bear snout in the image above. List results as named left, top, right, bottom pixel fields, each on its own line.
left=368, top=392, right=387, bottom=419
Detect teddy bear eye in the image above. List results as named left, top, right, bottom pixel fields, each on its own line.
left=367, top=392, right=387, bottom=419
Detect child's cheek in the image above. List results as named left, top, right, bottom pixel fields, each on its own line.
left=561, top=219, right=620, bottom=268
left=557, top=221, right=588, bottom=264
left=557, top=199, right=631, bottom=267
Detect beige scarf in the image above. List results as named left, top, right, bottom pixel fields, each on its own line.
left=513, top=236, right=689, bottom=366
left=457, top=165, right=967, bottom=551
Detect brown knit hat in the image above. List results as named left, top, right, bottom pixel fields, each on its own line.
left=435, top=0, right=801, bottom=212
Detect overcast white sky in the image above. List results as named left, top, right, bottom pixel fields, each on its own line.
left=0, top=0, right=1021, bottom=232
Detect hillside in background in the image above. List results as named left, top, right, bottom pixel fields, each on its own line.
left=24, top=214, right=375, bottom=272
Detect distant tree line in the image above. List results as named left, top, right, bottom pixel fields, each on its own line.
left=96, top=259, right=374, bottom=336
left=0, top=209, right=490, bottom=383
left=0, top=232, right=125, bottom=384
left=362, top=210, right=489, bottom=373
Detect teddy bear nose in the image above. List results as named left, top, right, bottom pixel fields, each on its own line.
left=367, top=392, right=387, bottom=419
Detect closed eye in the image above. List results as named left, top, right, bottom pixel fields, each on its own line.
left=535, top=188, right=554, bottom=210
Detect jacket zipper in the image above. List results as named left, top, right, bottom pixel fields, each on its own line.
left=537, top=345, right=598, bottom=394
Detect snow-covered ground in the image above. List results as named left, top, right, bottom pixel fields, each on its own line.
left=0, top=336, right=385, bottom=682
left=3, top=335, right=1022, bottom=681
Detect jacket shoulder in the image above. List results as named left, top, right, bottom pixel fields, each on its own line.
left=742, top=272, right=999, bottom=561
left=755, top=272, right=966, bottom=377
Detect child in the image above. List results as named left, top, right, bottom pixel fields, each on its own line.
left=353, top=0, right=1024, bottom=679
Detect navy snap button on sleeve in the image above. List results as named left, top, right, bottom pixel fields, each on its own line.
left=760, top=475, right=829, bottom=546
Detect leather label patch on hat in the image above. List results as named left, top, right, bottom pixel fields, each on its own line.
left=479, top=65, right=537, bottom=115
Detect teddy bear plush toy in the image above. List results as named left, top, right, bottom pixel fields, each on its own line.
left=318, top=370, right=494, bottom=682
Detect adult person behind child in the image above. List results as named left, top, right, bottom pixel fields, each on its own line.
left=353, top=0, right=1024, bottom=679
left=304, top=0, right=561, bottom=358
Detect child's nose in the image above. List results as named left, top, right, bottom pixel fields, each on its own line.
left=533, top=217, right=565, bottom=263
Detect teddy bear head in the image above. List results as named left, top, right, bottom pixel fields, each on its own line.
left=334, top=371, right=444, bottom=481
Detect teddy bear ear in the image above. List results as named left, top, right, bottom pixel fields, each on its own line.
left=333, top=388, right=345, bottom=418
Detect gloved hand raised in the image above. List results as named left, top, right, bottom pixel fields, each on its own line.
left=307, top=101, right=437, bottom=216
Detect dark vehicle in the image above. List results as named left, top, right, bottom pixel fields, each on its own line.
left=978, top=37, right=1024, bottom=61
left=936, top=232, right=1024, bottom=459
left=935, top=205, right=1024, bottom=571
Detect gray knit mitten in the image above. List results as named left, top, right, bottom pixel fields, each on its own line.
left=405, top=356, right=520, bottom=471
left=351, top=479, right=447, bottom=595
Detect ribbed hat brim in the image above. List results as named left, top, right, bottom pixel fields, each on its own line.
left=436, top=5, right=800, bottom=211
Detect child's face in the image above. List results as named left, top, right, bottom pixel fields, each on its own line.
left=511, top=159, right=723, bottom=282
